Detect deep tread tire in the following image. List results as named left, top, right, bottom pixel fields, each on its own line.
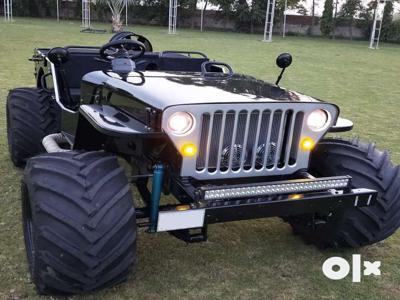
left=6, top=88, right=60, bottom=167
left=289, top=137, right=400, bottom=248
left=22, top=151, right=136, bottom=294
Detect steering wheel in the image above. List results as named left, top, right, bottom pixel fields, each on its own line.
left=110, top=31, right=153, bottom=53
left=100, top=40, right=146, bottom=61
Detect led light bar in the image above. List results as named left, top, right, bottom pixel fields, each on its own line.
left=203, top=177, right=351, bottom=201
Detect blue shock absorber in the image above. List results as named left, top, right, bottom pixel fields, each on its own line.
left=149, top=164, right=165, bottom=232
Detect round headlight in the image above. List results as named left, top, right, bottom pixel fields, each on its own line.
left=167, top=112, right=195, bottom=135
left=307, top=109, right=329, bottom=131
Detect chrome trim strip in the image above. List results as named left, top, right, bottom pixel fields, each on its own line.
left=251, top=110, right=263, bottom=169
left=204, top=113, right=214, bottom=169
left=354, top=195, right=359, bottom=206
left=216, top=112, right=227, bottom=171
left=367, top=194, right=372, bottom=206
left=240, top=111, right=251, bottom=169
left=80, top=105, right=140, bottom=134
left=284, top=111, right=297, bottom=166
left=262, top=110, right=275, bottom=168
left=48, top=58, right=76, bottom=114
left=274, top=111, right=286, bottom=168
left=228, top=111, right=239, bottom=171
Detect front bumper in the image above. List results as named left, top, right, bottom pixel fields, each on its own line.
left=204, top=187, right=376, bottom=224
left=154, top=175, right=377, bottom=232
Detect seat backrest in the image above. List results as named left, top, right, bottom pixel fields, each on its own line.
left=159, top=57, right=208, bottom=72
left=63, top=47, right=108, bottom=90
left=158, top=51, right=208, bottom=72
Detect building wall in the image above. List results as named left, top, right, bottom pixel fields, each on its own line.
left=183, top=11, right=366, bottom=39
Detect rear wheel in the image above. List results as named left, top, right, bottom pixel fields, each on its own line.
left=22, top=151, right=136, bottom=294
left=6, top=88, right=60, bottom=167
left=289, top=138, right=400, bottom=248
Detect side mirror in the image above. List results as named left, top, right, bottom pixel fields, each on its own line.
left=47, top=47, right=70, bottom=65
left=275, top=53, right=292, bottom=85
left=276, top=53, right=292, bottom=69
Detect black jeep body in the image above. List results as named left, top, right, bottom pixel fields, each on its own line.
left=6, top=33, right=399, bottom=295
left=31, top=40, right=367, bottom=229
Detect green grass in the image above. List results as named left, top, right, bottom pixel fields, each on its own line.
left=1, top=18, right=400, bottom=300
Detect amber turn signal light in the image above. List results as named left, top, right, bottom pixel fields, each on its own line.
left=300, top=137, right=315, bottom=151
left=288, top=194, right=303, bottom=200
left=181, top=143, right=197, bottom=157
left=176, top=205, right=191, bottom=211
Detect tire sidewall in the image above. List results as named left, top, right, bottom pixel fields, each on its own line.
left=21, top=181, right=38, bottom=283
left=22, top=152, right=137, bottom=294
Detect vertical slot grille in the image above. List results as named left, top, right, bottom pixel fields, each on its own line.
left=196, top=113, right=210, bottom=171
left=289, top=112, right=304, bottom=165
left=244, top=111, right=261, bottom=170
left=208, top=111, right=223, bottom=172
left=196, top=108, right=303, bottom=174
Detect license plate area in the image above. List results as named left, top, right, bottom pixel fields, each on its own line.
left=157, top=209, right=205, bottom=232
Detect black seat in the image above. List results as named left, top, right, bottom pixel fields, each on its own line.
left=53, top=48, right=210, bottom=110
left=158, top=51, right=208, bottom=72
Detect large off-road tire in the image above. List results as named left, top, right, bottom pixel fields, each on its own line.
left=289, top=138, right=400, bottom=248
left=6, top=88, right=60, bottom=167
left=22, top=151, right=136, bottom=294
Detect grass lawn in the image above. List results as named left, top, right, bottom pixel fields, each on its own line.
left=0, top=18, right=400, bottom=300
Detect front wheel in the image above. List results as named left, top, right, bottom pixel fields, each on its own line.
left=289, top=138, right=400, bottom=248
left=22, top=151, right=136, bottom=294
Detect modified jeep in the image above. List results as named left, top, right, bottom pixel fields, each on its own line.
left=6, top=32, right=400, bottom=294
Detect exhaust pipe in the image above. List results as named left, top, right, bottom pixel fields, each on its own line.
left=42, top=133, right=70, bottom=153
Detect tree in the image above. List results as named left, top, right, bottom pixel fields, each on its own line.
left=188, top=0, right=198, bottom=29
left=233, top=0, right=303, bottom=34
left=332, top=0, right=340, bottom=38
left=381, top=1, right=394, bottom=41
left=200, top=0, right=209, bottom=31
left=95, top=0, right=134, bottom=32
left=249, top=0, right=265, bottom=33
left=339, top=0, right=362, bottom=40
left=233, top=0, right=250, bottom=32
left=357, top=0, right=377, bottom=39
left=296, top=3, right=308, bottom=15
left=308, top=0, right=316, bottom=35
left=210, top=0, right=235, bottom=29
left=321, top=0, right=334, bottom=37
left=276, top=0, right=305, bottom=34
